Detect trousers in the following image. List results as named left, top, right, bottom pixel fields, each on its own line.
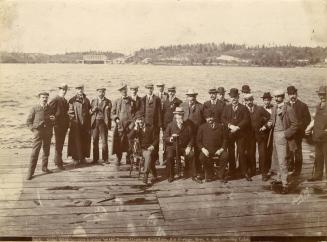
left=53, top=125, right=68, bottom=166
left=312, top=142, right=327, bottom=179
left=92, top=119, right=108, bottom=162
left=273, top=131, right=288, bottom=186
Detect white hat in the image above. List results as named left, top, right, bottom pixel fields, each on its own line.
left=273, top=89, right=285, bottom=96
left=185, top=89, right=198, bottom=96
left=243, top=93, right=254, bottom=100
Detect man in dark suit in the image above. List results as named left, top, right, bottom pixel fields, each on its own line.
left=128, top=112, right=159, bottom=184
left=221, top=88, right=251, bottom=181
left=48, top=84, right=69, bottom=170
left=217, top=87, right=229, bottom=106
left=156, top=82, right=169, bottom=108
left=181, top=89, right=205, bottom=180
left=286, top=85, right=311, bottom=176
left=244, top=93, right=271, bottom=180
left=203, top=87, right=225, bottom=123
left=164, top=107, right=196, bottom=182
left=197, top=109, right=229, bottom=182
left=26, top=92, right=55, bottom=180
left=241, top=84, right=251, bottom=105
left=90, top=88, right=112, bottom=164
left=130, top=85, right=143, bottom=114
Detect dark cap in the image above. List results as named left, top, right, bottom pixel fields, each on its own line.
left=241, top=85, right=251, bottom=93
left=228, top=88, right=239, bottom=98
left=261, top=92, right=272, bottom=99
left=96, top=87, right=106, bottom=91
left=217, top=87, right=226, bottom=94
left=287, top=86, right=297, bottom=95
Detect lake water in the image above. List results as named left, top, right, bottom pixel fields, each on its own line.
left=0, top=64, right=326, bottom=149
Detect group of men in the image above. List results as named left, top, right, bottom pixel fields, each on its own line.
left=26, top=82, right=327, bottom=194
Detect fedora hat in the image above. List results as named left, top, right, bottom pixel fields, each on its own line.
left=317, top=86, right=327, bottom=95
left=185, top=89, right=198, bottom=96
left=208, top=87, right=218, bottom=94
left=173, top=107, right=184, bottom=114
left=273, top=89, right=285, bottom=97
left=58, top=83, right=68, bottom=90
left=228, top=88, right=239, bottom=98
left=217, top=87, right=226, bottom=94
left=287, top=86, right=297, bottom=95
left=261, top=92, right=272, bottom=99
left=241, top=85, right=251, bottom=93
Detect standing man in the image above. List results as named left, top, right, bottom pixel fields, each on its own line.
left=203, top=87, right=225, bottom=123
left=67, top=84, right=92, bottom=167
left=244, top=93, right=271, bottom=180
left=217, top=87, right=229, bottom=106
left=49, top=84, right=69, bottom=170
left=111, top=84, right=135, bottom=165
left=241, top=84, right=251, bottom=104
left=26, top=92, right=55, bottom=180
left=221, top=88, right=251, bottom=181
left=286, top=85, right=311, bottom=176
left=90, top=88, right=112, bottom=164
left=262, top=92, right=274, bottom=114
left=130, top=85, right=143, bottom=114
left=164, top=107, right=195, bottom=182
left=142, top=83, right=162, bottom=164
left=156, top=82, right=169, bottom=108
left=307, top=86, right=327, bottom=181
left=181, top=89, right=205, bottom=180
left=267, top=89, right=298, bottom=194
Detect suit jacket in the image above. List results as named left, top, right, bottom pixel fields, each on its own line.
left=164, top=120, right=194, bottom=149
left=181, top=101, right=205, bottom=131
left=162, top=96, right=182, bottom=129
left=157, top=91, right=169, bottom=108
left=247, top=104, right=271, bottom=140
left=142, top=94, right=162, bottom=128
left=128, top=124, right=159, bottom=149
left=221, top=103, right=250, bottom=138
left=48, top=95, right=69, bottom=129
left=68, top=94, right=91, bottom=127
left=131, top=95, right=143, bottom=114
left=312, top=103, right=327, bottom=143
left=26, top=104, right=53, bottom=131
left=203, top=99, right=225, bottom=123
left=111, top=97, right=135, bottom=123
left=287, top=99, right=311, bottom=139
left=90, top=97, right=112, bottom=130
left=268, top=103, right=298, bottom=151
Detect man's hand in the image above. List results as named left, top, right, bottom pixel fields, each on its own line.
left=267, top=121, right=273, bottom=127
left=230, top=125, right=240, bottom=133
left=259, top=126, right=267, bottom=132
left=215, top=148, right=224, bottom=156
left=185, top=146, right=191, bottom=156
left=201, top=148, right=210, bottom=157
left=49, top=115, right=55, bottom=121
left=148, top=145, right=155, bottom=151
left=115, top=117, right=120, bottom=124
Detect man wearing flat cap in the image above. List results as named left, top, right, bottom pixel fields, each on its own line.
left=306, top=86, right=327, bottom=181
left=217, top=87, right=229, bottom=106
left=267, top=89, right=298, bottom=194
left=130, top=85, right=143, bottom=114
left=156, top=82, right=169, bottom=108
left=26, top=92, right=55, bottom=180
left=67, top=85, right=92, bottom=167
left=244, top=93, right=271, bottom=180
left=90, top=88, right=112, bottom=164
left=181, top=89, right=205, bottom=181
left=49, top=84, right=69, bottom=170
left=111, top=84, right=135, bottom=165
left=203, top=87, right=225, bottom=123
left=221, top=88, right=251, bottom=181
left=286, top=85, right=311, bottom=177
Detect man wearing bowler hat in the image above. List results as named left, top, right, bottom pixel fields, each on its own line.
left=90, top=88, right=112, bottom=164
left=306, top=86, right=327, bottom=181
left=26, top=91, right=55, bottom=180
left=262, top=92, right=274, bottom=114
left=111, top=84, right=135, bottom=165
left=286, top=85, right=311, bottom=177
left=217, top=87, right=229, bottom=106
left=67, top=84, right=92, bottom=167
left=221, top=88, right=251, bottom=181
left=49, top=84, right=69, bottom=170
left=203, top=87, right=225, bottom=123
left=241, top=84, right=251, bottom=104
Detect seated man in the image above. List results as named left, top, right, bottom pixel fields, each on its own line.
left=164, top=107, right=199, bottom=183
left=128, top=112, right=159, bottom=184
left=197, top=109, right=229, bottom=182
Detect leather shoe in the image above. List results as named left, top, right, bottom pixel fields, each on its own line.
left=192, top=177, right=203, bottom=184
left=42, top=168, right=53, bottom=173
left=168, top=177, right=174, bottom=183
left=143, top=173, right=148, bottom=184
left=262, top=175, right=269, bottom=181
left=307, top=177, right=322, bottom=182
left=26, top=175, right=33, bottom=180
left=281, top=186, right=288, bottom=194
left=245, top=174, right=252, bottom=181
left=57, top=165, right=65, bottom=170
left=271, top=180, right=282, bottom=185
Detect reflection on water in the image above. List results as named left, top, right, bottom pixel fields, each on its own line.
left=0, top=64, right=326, bottom=149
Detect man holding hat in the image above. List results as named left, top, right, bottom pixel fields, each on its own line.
left=221, top=88, right=251, bottom=181
left=49, top=84, right=69, bottom=170
left=111, top=84, right=135, bottom=165
left=90, top=88, right=112, bottom=164
left=26, top=91, right=55, bottom=180
left=128, top=112, right=159, bottom=184
left=67, top=84, right=92, bottom=167
left=197, top=109, right=229, bottom=182
left=267, top=89, right=298, bottom=194
left=217, top=87, right=229, bottom=106
left=307, top=86, right=327, bottom=181
left=203, top=87, right=225, bottom=123
left=164, top=107, right=196, bottom=182
left=286, top=85, right=311, bottom=176
left=244, top=93, right=271, bottom=180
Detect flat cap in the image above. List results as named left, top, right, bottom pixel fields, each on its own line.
left=129, top=85, right=139, bottom=90
left=75, top=84, right=84, bottom=89
left=38, top=91, right=49, bottom=97
left=273, top=89, right=285, bottom=97
left=58, top=83, right=68, bottom=90
left=145, top=83, right=154, bottom=89
left=173, top=107, right=185, bottom=114
left=167, top=86, right=176, bottom=92
left=96, top=87, right=106, bottom=91
left=118, top=84, right=127, bottom=91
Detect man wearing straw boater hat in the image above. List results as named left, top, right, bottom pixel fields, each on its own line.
left=203, top=87, right=225, bottom=123
left=90, top=87, right=112, bottom=165
left=221, top=88, right=251, bottom=181
left=111, top=83, right=135, bottom=165
left=164, top=107, right=195, bottom=182
left=286, top=85, right=311, bottom=177
left=181, top=88, right=205, bottom=181
left=306, top=86, right=327, bottom=181
left=49, top=83, right=69, bottom=170
left=26, top=91, right=55, bottom=180
left=67, top=84, right=92, bottom=167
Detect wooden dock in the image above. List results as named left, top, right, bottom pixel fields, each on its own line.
left=0, top=141, right=326, bottom=238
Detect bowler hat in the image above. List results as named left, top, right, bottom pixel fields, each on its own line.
left=185, top=89, right=198, bottom=96
left=203, top=108, right=215, bottom=119
left=173, top=107, right=184, bottom=114
left=317, top=86, right=327, bottom=95
left=243, top=93, right=254, bottom=100
left=58, top=83, right=68, bottom=90
left=96, top=87, right=106, bottom=91
left=208, top=87, right=218, bottom=94
left=118, top=84, right=127, bottom=91
left=228, top=88, right=239, bottom=98
left=273, top=89, right=285, bottom=97
left=38, top=91, right=49, bottom=97
left=287, top=86, right=297, bottom=95
left=167, top=86, right=176, bottom=92
left=261, top=92, right=272, bottom=99
left=217, top=87, right=226, bottom=94
left=145, top=83, right=154, bottom=89
left=241, top=85, right=251, bottom=93
left=75, top=84, right=84, bottom=89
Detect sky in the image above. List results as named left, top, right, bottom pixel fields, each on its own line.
left=0, top=0, right=326, bottom=54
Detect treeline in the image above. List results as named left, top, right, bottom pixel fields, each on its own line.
left=0, top=51, right=124, bottom=63
left=129, top=43, right=327, bottom=67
